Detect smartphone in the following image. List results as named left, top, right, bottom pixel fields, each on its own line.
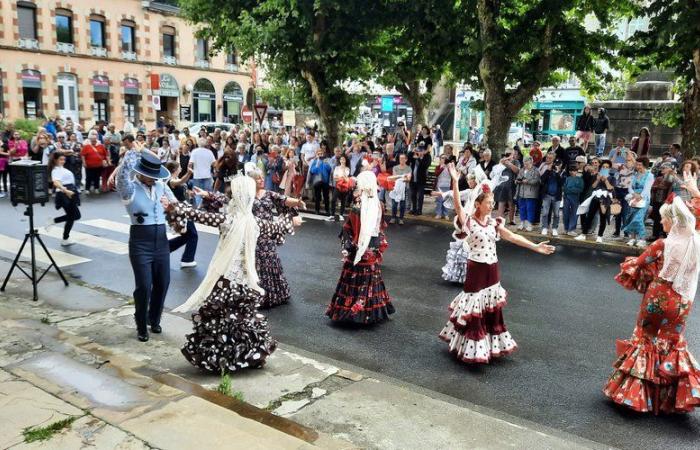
left=600, top=168, right=610, bottom=177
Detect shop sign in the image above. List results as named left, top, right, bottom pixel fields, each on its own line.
left=180, top=105, right=192, bottom=121
left=123, top=78, right=140, bottom=95
left=159, top=74, right=179, bottom=97
left=92, top=75, right=110, bottom=93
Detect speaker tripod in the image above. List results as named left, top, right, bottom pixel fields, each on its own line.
left=1, top=204, right=69, bottom=301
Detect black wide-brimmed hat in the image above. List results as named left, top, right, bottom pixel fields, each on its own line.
left=134, top=151, right=170, bottom=179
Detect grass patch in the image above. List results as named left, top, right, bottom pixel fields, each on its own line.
left=23, top=416, right=79, bottom=443
left=215, top=372, right=244, bottom=401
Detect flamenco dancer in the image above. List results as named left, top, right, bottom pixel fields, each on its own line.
left=326, top=170, right=395, bottom=324
left=245, top=163, right=306, bottom=308
left=438, top=171, right=478, bottom=284
left=167, top=176, right=300, bottom=373
left=439, top=163, right=555, bottom=364
left=604, top=180, right=700, bottom=414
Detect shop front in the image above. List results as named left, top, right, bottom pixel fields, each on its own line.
left=193, top=78, right=215, bottom=122
left=528, top=100, right=585, bottom=141
left=222, top=81, right=243, bottom=123
left=92, top=75, right=110, bottom=123
left=21, top=69, right=42, bottom=119
left=122, top=77, right=141, bottom=124
left=158, top=73, right=179, bottom=123
left=369, top=95, right=413, bottom=131
left=57, top=73, right=79, bottom=123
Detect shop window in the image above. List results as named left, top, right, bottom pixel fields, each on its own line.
left=18, top=2, right=37, bottom=40
left=90, top=16, right=106, bottom=48
left=56, top=9, right=73, bottom=44
left=193, top=78, right=215, bottom=122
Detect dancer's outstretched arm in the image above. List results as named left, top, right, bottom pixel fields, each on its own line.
left=498, top=225, right=555, bottom=255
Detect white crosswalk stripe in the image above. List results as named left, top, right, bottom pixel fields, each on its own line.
left=0, top=234, right=90, bottom=267
left=42, top=227, right=129, bottom=254
left=118, top=216, right=220, bottom=235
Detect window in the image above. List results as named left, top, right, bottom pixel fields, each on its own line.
left=56, top=10, right=73, bottom=44
left=196, top=38, right=209, bottom=61
left=90, top=17, right=105, bottom=48
left=18, top=3, right=37, bottom=40
left=226, top=52, right=237, bottom=65
left=162, top=26, right=175, bottom=57
left=121, top=22, right=135, bottom=53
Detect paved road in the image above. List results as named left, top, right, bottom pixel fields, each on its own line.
left=1, top=194, right=699, bottom=450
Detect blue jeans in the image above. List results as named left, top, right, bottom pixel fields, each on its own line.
left=392, top=199, right=406, bottom=219
left=191, top=178, right=213, bottom=207
left=595, top=133, right=607, bottom=156
left=434, top=186, right=450, bottom=217
left=517, top=198, right=537, bottom=223
left=168, top=220, right=199, bottom=263
left=562, top=194, right=580, bottom=232
left=128, top=224, right=170, bottom=334
left=540, top=194, right=560, bottom=229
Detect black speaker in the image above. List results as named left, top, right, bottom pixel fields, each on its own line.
left=9, top=161, right=50, bottom=206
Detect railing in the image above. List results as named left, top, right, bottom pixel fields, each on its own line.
left=226, top=64, right=238, bottom=72
left=90, top=46, right=108, bottom=57
left=163, top=55, right=177, bottom=65
left=122, top=51, right=137, bottom=61
left=18, top=38, right=39, bottom=50
left=195, top=60, right=210, bottom=69
left=56, top=42, right=75, bottom=54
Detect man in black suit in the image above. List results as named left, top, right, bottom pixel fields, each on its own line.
left=408, top=142, right=432, bottom=215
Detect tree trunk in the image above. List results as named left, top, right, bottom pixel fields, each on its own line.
left=396, top=80, right=427, bottom=131
left=482, top=91, right=511, bottom=156
left=682, top=49, right=700, bottom=159
left=301, top=69, right=340, bottom=149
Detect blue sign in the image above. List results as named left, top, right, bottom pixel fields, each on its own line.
left=381, top=96, right=394, bottom=112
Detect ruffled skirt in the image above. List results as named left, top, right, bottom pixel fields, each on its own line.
left=182, top=277, right=277, bottom=373
left=439, top=261, right=517, bottom=364
left=326, top=254, right=395, bottom=324
left=442, top=240, right=469, bottom=284
left=256, top=239, right=290, bottom=309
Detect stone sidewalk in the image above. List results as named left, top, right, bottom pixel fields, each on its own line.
left=0, top=260, right=612, bottom=450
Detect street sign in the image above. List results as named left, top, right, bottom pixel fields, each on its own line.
left=254, top=103, right=268, bottom=124
left=179, top=105, right=191, bottom=122
left=241, top=105, right=253, bottom=124
left=152, top=96, right=161, bottom=111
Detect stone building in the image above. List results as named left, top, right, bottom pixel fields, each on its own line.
left=0, top=0, right=254, bottom=128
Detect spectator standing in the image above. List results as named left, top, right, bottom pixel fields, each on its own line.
left=415, top=125, right=433, bottom=156
left=389, top=153, right=412, bottom=224
left=630, top=127, right=651, bottom=157
left=562, top=165, right=584, bottom=235
left=548, top=136, right=567, bottom=165
left=576, top=160, right=616, bottom=243
left=393, top=121, right=410, bottom=156
left=593, top=108, right=610, bottom=157
left=565, top=136, right=585, bottom=167
left=540, top=158, right=564, bottom=236
left=189, top=138, right=216, bottom=207
left=213, top=150, right=238, bottom=194
left=280, top=147, right=299, bottom=197
left=478, top=149, right=496, bottom=178
left=264, top=147, right=284, bottom=192
left=433, top=124, right=443, bottom=157
left=529, top=141, right=544, bottom=166
left=330, top=154, right=351, bottom=221
left=64, top=133, right=83, bottom=191
left=575, top=105, right=595, bottom=151
left=608, top=138, right=628, bottom=169
left=433, top=154, right=453, bottom=220
left=612, top=151, right=636, bottom=237
left=408, top=142, right=432, bottom=215
left=623, top=156, right=654, bottom=247
left=0, top=139, right=8, bottom=197
left=515, top=156, right=540, bottom=231
left=80, top=130, right=108, bottom=194
left=309, top=147, right=332, bottom=215
left=648, top=162, right=677, bottom=241
left=669, top=143, right=684, bottom=167
left=494, top=149, right=521, bottom=224
left=8, top=131, right=29, bottom=162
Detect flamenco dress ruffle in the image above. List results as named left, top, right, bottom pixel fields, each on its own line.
left=326, top=250, right=395, bottom=324
left=441, top=239, right=469, bottom=283
left=182, top=277, right=277, bottom=373
left=603, top=253, right=700, bottom=413
left=439, top=260, right=517, bottom=363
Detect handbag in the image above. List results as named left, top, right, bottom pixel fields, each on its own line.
left=610, top=200, right=622, bottom=216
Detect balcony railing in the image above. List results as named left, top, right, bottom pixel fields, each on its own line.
left=18, top=38, right=39, bottom=50
left=56, top=42, right=75, bottom=54
left=122, top=51, right=137, bottom=61
left=163, top=55, right=177, bottom=65
left=226, top=64, right=238, bottom=72
left=195, top=60, right=210, bottom=69
left=90, top=46, right=108, bottom=57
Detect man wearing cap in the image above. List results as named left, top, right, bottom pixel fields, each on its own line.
left=116, top=135, right=175, bottom=342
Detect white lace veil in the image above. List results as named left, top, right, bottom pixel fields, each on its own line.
left=659, top=196, right=700, bottom=301
left=173, top=176, right=261, bottom=313
left=354, top=171, right=381, bottom=265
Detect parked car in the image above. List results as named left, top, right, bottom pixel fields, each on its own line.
left=508, top=126, right=533, bottom=146
left=188, top=122, right=235, bottom=135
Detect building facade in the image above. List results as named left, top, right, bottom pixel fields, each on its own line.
left=0, top=0, right=254, bottom=128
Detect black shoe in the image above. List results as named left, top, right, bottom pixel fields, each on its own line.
left=137, top=332, right=149, bottom=342
left=150, top=324, right=162, bottom=334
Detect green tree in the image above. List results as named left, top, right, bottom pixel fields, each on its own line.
left=178, top=0, right=388, bottom=148
left=452, top=0, right=630, bottom=153
left=626, top=1, right=700, bottom=158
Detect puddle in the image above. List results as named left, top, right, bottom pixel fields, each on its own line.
left=15, top=353, right=149, bottom=410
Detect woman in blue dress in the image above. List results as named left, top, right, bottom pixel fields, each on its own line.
left=623, top=156, right=654, bottom=248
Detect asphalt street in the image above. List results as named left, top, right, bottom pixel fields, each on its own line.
left=1, top=194, right=699, bottom=450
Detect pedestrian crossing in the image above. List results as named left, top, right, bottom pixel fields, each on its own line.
left=0, top=234, right=90, bottom=267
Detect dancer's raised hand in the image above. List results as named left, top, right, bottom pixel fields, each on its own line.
left=192, top=186, right=209, bottom=198
left=447, top=162, right=459, bottom=181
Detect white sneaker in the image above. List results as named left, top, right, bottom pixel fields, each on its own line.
left=338, top=214, right=344, bottom=221
left=0, top=192, right=6, bottom=198
left=180, top=261, right=197, bottom=268
left=567, top=231, right=578, bottom=237
left=552, top=229, right=559, bottom=237
left=517, top=222, right=525, bottom=231
left=636, top=240, right=647, bottom=248
left=626, top=239, right=636, bottom=247
left=541, top=228, right=548, bottom=235
left=525, top=224, right=533, bottom=232
left=596, top=236, right=604, bottom=243
left=60, top=239, right=75, bottom=246
left=435, top=214, right=442, bottom=219
left=574, top=234, right=586, bottom=241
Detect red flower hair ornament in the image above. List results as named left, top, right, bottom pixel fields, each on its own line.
left=481, top=183, right=491, bottom=194
left=665, top=192, right=676, bottom=204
